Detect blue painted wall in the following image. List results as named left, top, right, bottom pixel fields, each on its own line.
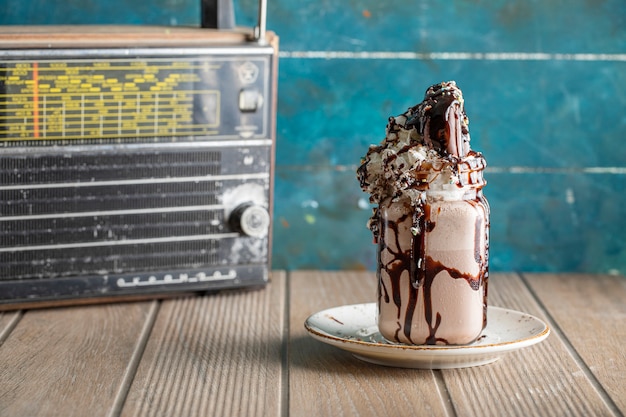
left=2, top=0, right=625, bottom=274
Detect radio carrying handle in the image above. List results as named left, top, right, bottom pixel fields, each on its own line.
left=201, top=0, right=268, bottom=44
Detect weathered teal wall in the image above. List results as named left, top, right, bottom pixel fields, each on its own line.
left=2, top=0, right=625, bottom=274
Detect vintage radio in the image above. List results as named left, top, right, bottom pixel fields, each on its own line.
left=0, top=0, right=278, bottom=309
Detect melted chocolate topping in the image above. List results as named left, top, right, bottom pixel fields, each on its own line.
left=404, top=81, right=470, bottom=157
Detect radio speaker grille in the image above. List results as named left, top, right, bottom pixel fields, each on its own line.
left=1, top=148, right=226, bottom=280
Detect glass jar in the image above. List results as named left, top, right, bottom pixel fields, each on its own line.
left=376, top=160, right=489, bottom=345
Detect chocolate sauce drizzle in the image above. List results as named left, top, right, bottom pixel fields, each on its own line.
left=405, top=81, right=470, bottom=158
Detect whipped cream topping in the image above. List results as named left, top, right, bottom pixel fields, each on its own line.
left=357, top=81, right=486, bottom=238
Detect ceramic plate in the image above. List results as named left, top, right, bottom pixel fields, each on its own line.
left=304, top=303, right=550, bottom=369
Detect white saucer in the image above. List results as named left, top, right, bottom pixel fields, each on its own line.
left=304, top=303, right=550, bottom=369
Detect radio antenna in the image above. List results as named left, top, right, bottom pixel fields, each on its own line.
left=255, top=0, right=267, bottom=44
left=201, top=0, right=235, bottom=29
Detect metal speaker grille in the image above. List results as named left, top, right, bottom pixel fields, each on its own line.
left=1, top=147, right=225, bottom=280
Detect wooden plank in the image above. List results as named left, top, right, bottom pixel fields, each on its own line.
left=120, top=271, right=287, bottom=417
left=441, top=273, right=617, bottom=417
left=289, top=270, right=450, bottom=417
left=0, top=301, right=156, bottom=417
left=524, top=273, right=626, bottom=414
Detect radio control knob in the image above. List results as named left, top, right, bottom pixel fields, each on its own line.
left=229, top=203, right=270, bottom=238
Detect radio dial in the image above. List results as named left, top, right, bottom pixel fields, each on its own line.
left=229, top=203, right=270, bottom=238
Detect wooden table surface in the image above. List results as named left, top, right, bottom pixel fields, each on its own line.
left=0, top=271, right=624, bottom=417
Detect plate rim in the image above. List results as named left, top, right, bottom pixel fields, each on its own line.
left=304, top=303, right=550, bottom=356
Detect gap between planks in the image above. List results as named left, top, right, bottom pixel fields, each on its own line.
left=107, top=300, right=161, bottom=417
left=0, top=311, right=23, bottom=346
left=433, top=369, right=458, bottom=417
left=281, top=272, right=292, bottom=417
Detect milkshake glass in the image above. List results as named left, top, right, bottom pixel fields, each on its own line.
left=357, top=81, right=489, bottom=345
left=376, top=159, right=488, bottom=345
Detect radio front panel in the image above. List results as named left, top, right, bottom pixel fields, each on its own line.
left=0, top=51, right=271, bottom=142
left=0, top=43, right=277, bottom=308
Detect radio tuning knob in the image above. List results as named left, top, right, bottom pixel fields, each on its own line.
left=229, top=203, right=270, bottom=238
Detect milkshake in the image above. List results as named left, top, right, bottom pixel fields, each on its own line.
left=357, top=81, right=489, bottom=345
